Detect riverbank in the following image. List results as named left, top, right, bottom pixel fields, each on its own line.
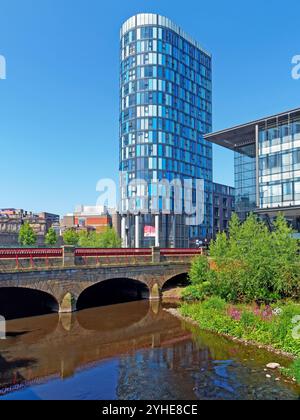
left=165, top=297, right=300, bottom=383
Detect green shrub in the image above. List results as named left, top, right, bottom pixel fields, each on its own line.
left=197, top=213, right=300, bottom=305
left=188, top=255, right=210, bottom=285
left=182, top=282, right=212, bottom=302
left=202, top=296, right=226, bottom=312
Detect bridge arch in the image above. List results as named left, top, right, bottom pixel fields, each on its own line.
left=76, top=277, right=150, bottom=311
left=161, top=271, right=190, bottom=293
left=0, top=287, right=59, bottom=320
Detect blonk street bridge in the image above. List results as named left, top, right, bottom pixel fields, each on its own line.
left=0, top=247, right=203, bottom=316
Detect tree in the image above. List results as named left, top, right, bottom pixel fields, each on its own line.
left=63, top=229, right=79, bottom=246
left=98, top=228, right=122, bottom=248
left=18, top=222, right=37, bottom=247
left=77, top=228, right=122, bottom=248
left=189, top=213, right=300, bottom=304
left=78, top=231, right=101, bottom=247
left=270, top=214, right=300, bottom=298
left=45, top=227, right=58, bottom=246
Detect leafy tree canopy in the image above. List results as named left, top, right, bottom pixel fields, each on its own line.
left=18, top=222, right=37, bottom=247
left=45, top=227, right=58, bottom=246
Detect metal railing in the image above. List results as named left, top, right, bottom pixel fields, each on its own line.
left=0, top=247, right=204, bottom=271
left=0, top=248, right=62, bottom=259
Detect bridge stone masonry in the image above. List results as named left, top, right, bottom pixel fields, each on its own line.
left=0, top=247, right=203, bottom=314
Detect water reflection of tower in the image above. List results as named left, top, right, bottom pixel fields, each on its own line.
left=116, top=340, right=211, bottom=400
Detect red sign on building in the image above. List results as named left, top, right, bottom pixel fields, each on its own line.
left=144, top=225, right=156, bottom=238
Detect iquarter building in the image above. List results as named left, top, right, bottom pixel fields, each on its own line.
left=119, top=13, right=213, bottom=248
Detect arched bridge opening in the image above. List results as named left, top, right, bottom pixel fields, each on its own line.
left=162, top=273, right=190, bottom=297
left=0, top=287, right=59, bottom=320
left=76, top=278, right=150, bottom=311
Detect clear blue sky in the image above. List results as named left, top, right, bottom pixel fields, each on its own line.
left=0, top=0, right=299, bottom=216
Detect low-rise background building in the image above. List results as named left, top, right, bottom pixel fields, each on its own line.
left=61, top=206, right=121, bottom=237
left=0, top=209, right=60, bottom=246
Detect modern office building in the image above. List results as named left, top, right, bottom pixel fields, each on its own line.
left=213, top=183, right=235, bottom=238
left=205, top=108, right=300, bottom=231
left=119, top=13, right=213, bottom=248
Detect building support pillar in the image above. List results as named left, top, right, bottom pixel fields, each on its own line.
left=135, top=214, right=140, bottom=249
left=155, top=214, right=160, bottom=248
left=121, top=215, right=127, bottom=248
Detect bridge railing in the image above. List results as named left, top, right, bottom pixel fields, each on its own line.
left=160, top=248, right=204, bottom=262
left=0, top=248, right=63, bottom=270
left=75, top=248, right=153, bottom=266
left=0, top=247, right=204, bottom=271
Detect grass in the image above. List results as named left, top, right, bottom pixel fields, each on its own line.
left=282, top=359, right=300, bottom=383
left=180, top=297, right=300, bottom=383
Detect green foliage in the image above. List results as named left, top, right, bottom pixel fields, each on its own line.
left=18, top=222, right=37, bottom=246
left=63, top=229, right=79, bottom=246
left=183, top=256, right=215, bottom=301
left=188, top=255, right=210, bottom=285
left=77, top=228, right=122, bottom=248
left=45, top=227, right=57, bottom=246
left=202, top=296, right=226, bottom=311
left=283, top=359, right=300, bottom=384
left=78, top=231, right=101, bottom=247
left=197, top=213, right=300, bottom=304
left=182, top=282, right=212, bottom=302
left=180, top=300, right=300, bottom=357
left=98, top=228, right=122, bottom=248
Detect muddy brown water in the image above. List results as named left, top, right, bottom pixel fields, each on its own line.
left=0, top=300, right=299, bottom=400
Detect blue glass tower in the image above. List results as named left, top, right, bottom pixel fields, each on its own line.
left=119, top=14, right=212, bottom=248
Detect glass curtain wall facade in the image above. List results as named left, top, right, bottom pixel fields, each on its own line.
left=120, top=14, right=213, bottom=248
left=234, top=143, right=257, bottom=221
left=259, top=116, right=300, bottom=209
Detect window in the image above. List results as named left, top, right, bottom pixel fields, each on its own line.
left=283, top=182, right=293, bottom=202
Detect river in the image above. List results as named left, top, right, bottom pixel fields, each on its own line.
left=0, top=300, right=299, bottom=400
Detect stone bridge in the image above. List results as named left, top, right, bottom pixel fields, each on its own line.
left=0, top=262, right=191, bottom=313
left=0, top=247, right=204, bottom=314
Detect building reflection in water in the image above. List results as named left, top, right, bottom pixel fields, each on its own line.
left=0, top=301, right=299, bottom=400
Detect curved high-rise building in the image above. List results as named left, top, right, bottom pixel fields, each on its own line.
left=119, top=13, right=213, bottom=248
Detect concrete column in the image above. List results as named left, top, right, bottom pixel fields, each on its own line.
left=121, top=216, right=127, bottom=248
left=135, top=215, right=140, bottom=249
left=62, top=246, right=75, bottom=267
left=152, top=247, right=161, bottom=263
left=155, top=215, right=160, bottom=248
left=59, top=293, right=77, bottom=313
